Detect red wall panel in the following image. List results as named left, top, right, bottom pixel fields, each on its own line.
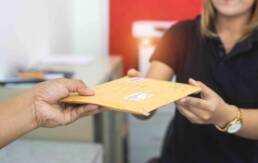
left=109, top=0, right=202, bottom=73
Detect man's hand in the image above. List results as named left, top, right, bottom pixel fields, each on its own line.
left=0, top=78, right=105, bottom=148
left=29, top=79, right=104, bottom=128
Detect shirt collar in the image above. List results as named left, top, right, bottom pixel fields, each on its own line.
left=209, top=19, right=258, bottom=44
left=208, top=20, right=258, bottom=59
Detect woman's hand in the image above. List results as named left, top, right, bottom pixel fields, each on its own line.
left=176, top=78, right=237, bottom=127
left=29, top=78, right=104, bottom=128
left=127, top=68, right=142, bottom=78
left=127, top=68, right=156, bottom=119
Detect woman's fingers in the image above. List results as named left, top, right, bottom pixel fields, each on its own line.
left=176, top=102, right=203, bottom=124
left=177, top=96, right=216, bottom=123
left=181, top=97, right=211, bottom=111
left=188, top=78, right=215, bottom=99
left=127, top=68, right=142, bottom=77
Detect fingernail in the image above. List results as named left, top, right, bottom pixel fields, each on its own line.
left=87, top=105, right=99, bottom=110
left=189, top=78, right=198, bottom=85
left=180, top=98, right=186, bottom=103
left=83, top=89, right=95, bottom=96
left=87, top=89, right=94, bottom=94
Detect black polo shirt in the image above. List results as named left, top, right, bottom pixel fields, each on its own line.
left=151, top=16, right=258, bottom=163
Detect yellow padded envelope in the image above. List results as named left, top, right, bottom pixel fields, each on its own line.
left=62, top=77, right=201, bottom=116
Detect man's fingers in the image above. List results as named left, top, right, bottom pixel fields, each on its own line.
left=63, top=104, right=100, bottom=125
left=71, top=80, right=94, bottom=96
left=79, top=106, right=103, bottom=117
left=127, top=69, right=141, bottom=77
left=77, top=85, right=94, bottom=96
left=77, top=105, right=101, bottom=117
left=57, top=79, right=94, bottom=96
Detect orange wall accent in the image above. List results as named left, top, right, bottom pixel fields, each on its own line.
left=109, top=0, right=202, bottom=74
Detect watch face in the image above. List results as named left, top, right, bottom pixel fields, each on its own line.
left=228, top=122, right=242, bottom=134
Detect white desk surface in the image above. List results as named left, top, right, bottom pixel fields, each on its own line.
left=0, top=139, right=103, bottom=163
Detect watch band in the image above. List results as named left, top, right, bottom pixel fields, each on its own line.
left=215, top=105, right=242, bottom=132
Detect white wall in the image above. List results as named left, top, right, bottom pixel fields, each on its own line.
left=72, top=0, right=109, bottom=55
left=0, top=0, right=108, bottom=79
left=0, top=0, right=49, bottom=79
left=48, top=0, right=73, bottom=54
left=48, top=0, right=109, bottom=56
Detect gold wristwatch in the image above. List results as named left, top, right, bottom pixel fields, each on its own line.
left=215, top=106, right=242, bottom=134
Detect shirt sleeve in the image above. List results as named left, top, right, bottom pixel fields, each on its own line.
left=150, top=21, right=188, bottom=74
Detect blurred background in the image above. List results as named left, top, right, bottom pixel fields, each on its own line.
left=0, top=0, right=201, bottom=163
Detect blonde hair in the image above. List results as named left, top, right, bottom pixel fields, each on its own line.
left=201, top=0, right=258, bottom=38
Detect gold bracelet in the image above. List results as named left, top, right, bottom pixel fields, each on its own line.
left=215, top=105, right=242, bottom=133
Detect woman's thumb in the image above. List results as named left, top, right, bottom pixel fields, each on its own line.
left=189, top=78, right=213, bottom=98
left=127, top=68, right=142, bottom=77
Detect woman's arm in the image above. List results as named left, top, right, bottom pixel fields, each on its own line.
left=0, top=79, right=104, bottom=148
left=128, top=60, right=175, bottom=82
left=238, top=109, right=258, bottom=139
left=128, top=60, right=175, bottom=119
left=176, top=78, right=258, bottom=140
left=146, top=60, right=175, bottom=80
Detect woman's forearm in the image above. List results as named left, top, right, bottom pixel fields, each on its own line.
left=0, top=91, right=37, bottom=148
left=236, top=109, right=258, bottom=139
left=174, top=79, right=258, bottom=140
